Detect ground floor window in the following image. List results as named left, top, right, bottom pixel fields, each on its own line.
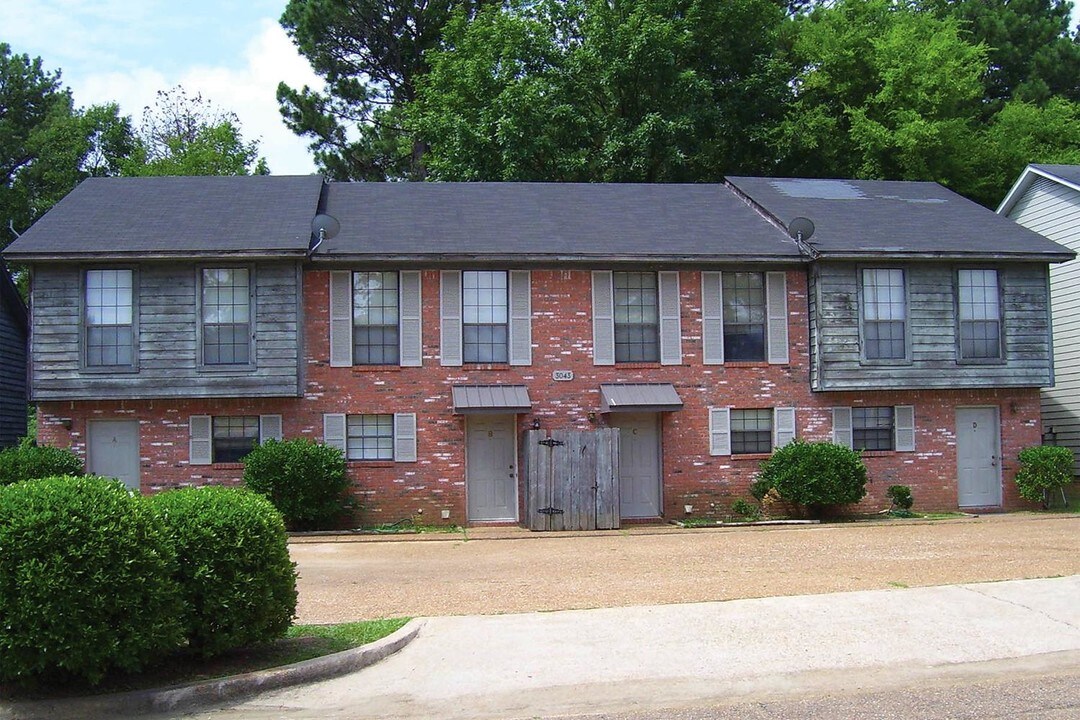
left=346, top=414, right=395, bottom=460
left=730, top=409, right=773, bottom=454
left=852, top=407, right=894, bottom=451
left=212, top=416, right=260, bottom=462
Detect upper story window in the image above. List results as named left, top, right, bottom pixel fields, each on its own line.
left=723, top=272, right=766, bottom=361
left=353, top=271, right=399, bottom=365
left=852, top=407, right=893, bottom=451
left=958, top=269, right=1001, bottom=361
left=85, top=269, right=134, bottom=367
left=463, top=271, right=508, bottom=363
left=861, top=268, right=907, bottom=361
left=212, top=416, right=260, bottom=462
left=613, top=271, right=659, bottom=362
left=201, top=268, right=251, bottom=366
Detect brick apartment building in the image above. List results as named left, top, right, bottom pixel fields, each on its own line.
left=3, top=176, right=1071, bottom=527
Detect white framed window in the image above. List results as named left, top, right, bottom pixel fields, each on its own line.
left=613, top=271, right=659, bottom=362
left=353, top=271, right=400, bottom=365
left=201, top=267, right=252, bottom=366
left=861, top=268, right=907, bottom=361
left=723, top=272, right=766, bottom=361
left=709, top=407, right=796, bottom=456
left=84, top=269, right=135, bottom=367
left=832, top=406, right=915, bottom=452
left=189, top=414, right=282, bottom=465
left=463, top=271, right=509, bottom=363
left=957, top=269, right=1002, bottom=361
left=323, top=412, right=417, bottom=462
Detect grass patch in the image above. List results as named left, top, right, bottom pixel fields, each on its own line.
left=672, top=517, right=725, bottom=528
left=364, top=519, right=463, bottom=534
left=2, top=617, right=410, bottom=701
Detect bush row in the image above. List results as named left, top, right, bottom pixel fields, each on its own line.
left=0, top=437, right=83, bottom=485
left=0, top=477, right=297, bottom=686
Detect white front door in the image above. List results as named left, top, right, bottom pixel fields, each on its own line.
left=957, top=407, right=1002, bottom=508
left=87, top=420, right=141, bottom=491
left=610, top=412, right=662, bottom=518
left=466, top=414, right=518, bottom=521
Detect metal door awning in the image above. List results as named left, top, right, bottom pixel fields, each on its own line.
left=599, top=383, right=683, bottom=413
left=452, top=385, right=532, bottom=414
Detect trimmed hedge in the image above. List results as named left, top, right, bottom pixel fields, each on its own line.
left=150, top=487, right=298, bottom=657
left=757, top=440, right=868, bottom=517
left=0, top=476, right=183, bottom=685
left=243, top=438, right=351, bottom=530
left=1015, top=445, right=1074, bottom=505
left=0, top=438, right=83, bottom=485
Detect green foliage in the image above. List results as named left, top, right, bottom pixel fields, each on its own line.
left=0, top=437, right=83, bottom=485
left=243, top=438, right=352, bottom=530
left=150, top=487, right=298, bottom=657
left=1015, top=445, right=1074, bottom=505
left=122, top=87, right=268, bottom=176
left=749, top=475, right=774, bottom=502
left=886, top=484, right=914, bottom=511
left=410, top=0, right=789, bottom=182
left=757, top=440, right=868, bottom=517
left=730, top=498, right=761, bottom=522
left=0, top=476, right=183, bottom=685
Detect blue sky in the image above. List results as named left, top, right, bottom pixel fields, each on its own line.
left=2, top=1, right=320, bottom=174
left=4, top=1, right=1079, bottom=177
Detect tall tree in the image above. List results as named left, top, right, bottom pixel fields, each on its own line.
left=122, top=87, right=268, bottom=176
left=409, top=0, right=791, bottom=181
left=925, top=0, right=1080, bottom=107
left=278, top=0, right=495, bottom=180
left=0, top=44, right=134, bottom=249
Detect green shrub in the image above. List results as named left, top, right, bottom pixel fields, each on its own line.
left=731, top=498, right=761, bottom=521
left=242, top=438, right=351, bottom=530
left=887, top=484, right=914, bottom=511
left=1015, top=445, right=1074, bottom=505
left=749, top=476, right=773, bottom=502
left=150, top=487, right=298, bottom=657
left=0, top=438, right=83, bottom=485
left=757, top=440, right=868, bottom=518
left=0, top=476, right=183, bottom=686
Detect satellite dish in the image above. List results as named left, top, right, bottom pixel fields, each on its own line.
left=308, top=213, right=340, bottom=256
left=787, top=216, right=815, bottom=242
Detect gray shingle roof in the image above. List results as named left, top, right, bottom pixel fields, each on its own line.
left=727, top=176, right=1073, bottom=261
left=1031, top=164, right=1080, bottom=187
left=3, top=175, right=324, bottom=259
left=315, top=182, right=802, bottom=262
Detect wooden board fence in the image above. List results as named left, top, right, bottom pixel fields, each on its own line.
left=524, top=429, right=619, bottom=531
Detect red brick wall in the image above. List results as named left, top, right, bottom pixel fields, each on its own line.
left=37, top=268, right=1044, bottom=524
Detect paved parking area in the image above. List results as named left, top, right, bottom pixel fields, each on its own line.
left=290, top=513, right=1080, bottom=623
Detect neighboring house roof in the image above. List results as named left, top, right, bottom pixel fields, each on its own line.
left=2, top=175, right=326, bottom=260
left=314, top=182, right=802, bottom=263
left=728, top=176, right=1074, bottom=262
left=0, top=260, right=27, bottom=333
left=997, top=164, right=1080, bottom=216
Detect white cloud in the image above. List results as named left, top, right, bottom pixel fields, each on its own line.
left=71, top=19, right=322, bottom=175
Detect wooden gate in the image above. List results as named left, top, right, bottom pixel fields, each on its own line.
left=524, top=429, right=620, bottom=531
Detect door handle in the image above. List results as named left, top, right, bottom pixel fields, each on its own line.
left=991, top=455, right=997, bottom=467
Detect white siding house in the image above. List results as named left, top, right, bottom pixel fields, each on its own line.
left=999, top=164, right=1080, bottom=472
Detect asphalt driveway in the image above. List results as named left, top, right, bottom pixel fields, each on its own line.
left=290, top=513, right=1080, bottom=623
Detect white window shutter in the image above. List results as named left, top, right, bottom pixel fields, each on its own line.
left=766, top=271, right=789, bottom=365
left=189, top=415, right=212, bottom=465
left=509, top=270, right=532, bottom=366
left=323, top=413, right=347, bottom=454
left=394, top=413, right=418, bottom=462
left=701, top=271, right=724, bottom=365
left=592, top=271, right=615, bottom=365
left=259, top=414, right=283, bottom=443
left=440, top=270, right=462, bottom=366
left=895, top=405, right=916, bottom=452
left=774, top=407, right=796, bottom=448
left=399, top=271, right=423, bottom=367
left=832, top=407, right=853, bottom=449
left=658, top=271, right=682, bottom=365
left=329, top=271, right=353, bottom=367
left=709, top=407, right=731, bottom=456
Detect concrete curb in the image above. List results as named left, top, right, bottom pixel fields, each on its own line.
left=1, top=618, right=424, bottom=720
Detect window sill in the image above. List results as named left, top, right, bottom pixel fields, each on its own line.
left=351, top=365, right=403, bottom=373
left=723, top=362, right=770, bottom=368
left=209, top=462, right=245, bottom=469
left=346, top=460, right=396, bottom=468
left=80, top=365, right=138, bottom=375
left=613, top=362, right=663, bottom=369
left=198, top=366, right=257, bottom=374
left=860, top=450, right=896, bottom=458
left=729, top=452, right=773, bottom=461
left=462, top=364, right=512, bottom=371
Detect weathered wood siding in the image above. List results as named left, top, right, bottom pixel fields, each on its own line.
left=1005, top=176, right=1080, bottom=469
left=0, top=291, right=27, bottom=447
left=813, top=261, right=1053, bottom=391
left=30, top=261, right=302, bottom=400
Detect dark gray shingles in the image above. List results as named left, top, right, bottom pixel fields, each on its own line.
left=316, top=182, right=801, bottom=260
left=1031, top=164, right=1080, bottom=187
left=727, top=176, right=1073, bottom=259
left=3, top=175, right=324, bottom=258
